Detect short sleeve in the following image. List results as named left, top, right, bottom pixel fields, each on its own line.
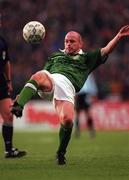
left=86, top=49, right=108, bottom=72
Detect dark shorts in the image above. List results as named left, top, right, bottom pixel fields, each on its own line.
left=75, top=93, right=90, bottom=111
left=0, top=74, right=10, bottom=100
left=0, top=86, right=10, bottom=100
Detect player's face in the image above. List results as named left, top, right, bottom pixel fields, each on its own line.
left=64, top=32, right=83, bottom=54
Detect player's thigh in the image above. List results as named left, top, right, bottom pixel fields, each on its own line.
left=31, top=70, right=53, bottom=92
left=0, top=98, right=13, bottom=121
left=55, top=100, right=75, bottom=123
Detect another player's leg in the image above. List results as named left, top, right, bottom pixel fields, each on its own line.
left=74, top=93, right=84, bottom=138
left=0, top=98, right=26, bottom=158
left=74, top=95, right=80, bottom=138
left=86, top=109, right=96, bottom=138
left=55, top=100, right=74, bottom=165
left=74, top=110, right=81, bottom=138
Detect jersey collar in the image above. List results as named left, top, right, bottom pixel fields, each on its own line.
left=59, top=49, right=84, bottom=55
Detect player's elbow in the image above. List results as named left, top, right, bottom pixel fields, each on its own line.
left=101, top=47, right=111, bottom=57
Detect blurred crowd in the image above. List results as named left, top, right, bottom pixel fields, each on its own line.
left=1, top=0, right=129, bottom=100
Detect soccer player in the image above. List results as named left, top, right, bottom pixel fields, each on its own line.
left=0, top=15, right=26, bottom=158
left=11, top=25, right=129, bottom=165
left=74, top=74, right=98, bottom=138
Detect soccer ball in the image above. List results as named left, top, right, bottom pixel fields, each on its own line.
left=23, top=21, right=46, bottom=43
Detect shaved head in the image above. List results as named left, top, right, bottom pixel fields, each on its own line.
left=64, top=31, right=83, bottom=54
left=65, top=31, right=83, bottom=45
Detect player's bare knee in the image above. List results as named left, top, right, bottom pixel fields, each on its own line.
left=63, top=119, right=73, bottom=128
left=31, top=71, right=46, bottom=84
left=62, top=114, right=73, bottom=128
left=61, top=110, right=74, bottom=127
left=31, top=71, right=41, bottom=81
left=30, top=71, right=53, bottom=92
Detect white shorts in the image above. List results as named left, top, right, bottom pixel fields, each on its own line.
left=38, top=70, right=75, bottom=104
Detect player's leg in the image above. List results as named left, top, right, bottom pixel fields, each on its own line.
left=74, top=95, right=80, bottom=137
left=18, top=70, right=53, bottom=106
left=0, top=98, right=26, bottom=158
left=74, top=109, right=81, bottom=138
left=74, top=93, right=84, bottom=138
left=55, top=100, right=74, bottom=165
left=0, top=98, right=13, bottom=152
left=85, top=108, right=96, bottom=138
left=11, top=70, right=53, bottom=117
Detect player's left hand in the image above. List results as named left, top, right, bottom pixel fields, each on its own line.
left=119, top=25, right=129, bottom=37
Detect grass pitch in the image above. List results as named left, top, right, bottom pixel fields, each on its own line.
left=0, top=130, right=129, bottom=180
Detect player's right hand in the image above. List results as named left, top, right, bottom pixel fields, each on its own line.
left=11, top=101, right=23, bottom=118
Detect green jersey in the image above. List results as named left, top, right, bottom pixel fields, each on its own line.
left=44, top=49, right=107, bottom=92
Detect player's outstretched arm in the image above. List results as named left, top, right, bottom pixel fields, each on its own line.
left=101, top=25, right=129, bottom=57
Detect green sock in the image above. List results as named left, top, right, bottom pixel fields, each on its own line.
left=17, top=80, right=38, bottom=107
left=57, top=124, right=73, bottom=155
